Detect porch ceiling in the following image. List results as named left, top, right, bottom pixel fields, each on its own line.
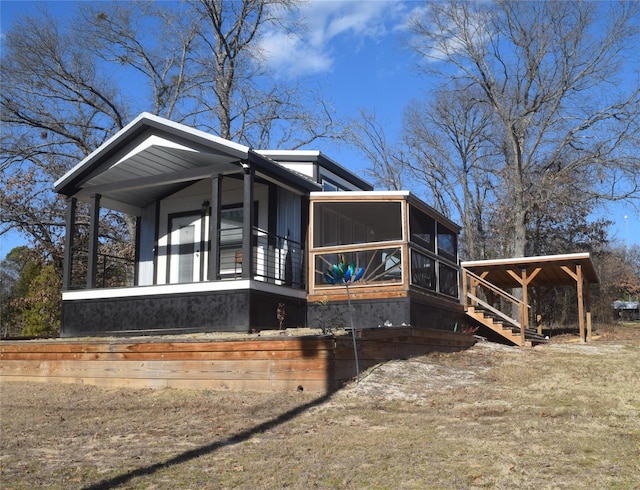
left=74, top=142, right=242, bottom=211
left=461, top=253, right=599, bottom=289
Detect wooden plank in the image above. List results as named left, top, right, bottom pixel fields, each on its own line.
left=0, top=376, right=330, bottom=393
left=353, top=327, right=412, bottom=339
left=308, top=288, right=408, bottom=302
left=0, top=359, right=330, bottom=381
left=0, top=376, right=171, bottom=390
left=0, top=348, right=333, bottom=362
left=0, top=337, right=335, bottom=354
left=164, top=378, right=329, bottom=392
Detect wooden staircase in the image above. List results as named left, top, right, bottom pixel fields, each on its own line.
left=462, top=268, right=548, bottom=347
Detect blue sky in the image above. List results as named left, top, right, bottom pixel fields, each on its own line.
left=1, top=0, right=638, bottom=260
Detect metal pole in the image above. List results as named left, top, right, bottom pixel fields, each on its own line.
left=346, top=283, right=360, bottom=383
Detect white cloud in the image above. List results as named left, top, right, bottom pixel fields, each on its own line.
left=259, top=0, right=410, bottom=78
left=259, top=29, right=334, bottom=75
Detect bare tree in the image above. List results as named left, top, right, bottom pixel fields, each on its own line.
left=189, top=0, right=341, bottom=148
left=1, top=0, right=344, bottom=264
left=408, top=0, right=640, bottom=257
left=1, top=8, right=130, bottom=262
left=346, top=109, right=406, bottom=191
left=403, top=86, right=499, bottom=259
left=78, top=1, right=201, bottom=121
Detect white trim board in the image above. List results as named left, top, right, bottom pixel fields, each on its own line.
left=62, top=280, right=308, bottom=301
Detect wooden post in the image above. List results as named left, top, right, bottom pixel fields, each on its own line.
left=507, top=267, right=541, bottom=346
left=586, top=281, right=592, bottom=342
left=535, top=287, right=543, bottom=335
left=520, top=268, right=527, bottom=347
left=576, top=264, right=585, bottom=342
left=87, top=194, right=101, bottom=289
left=461, top=268, right=468, bottom=309
left=62, top=197, right=77, bottom=291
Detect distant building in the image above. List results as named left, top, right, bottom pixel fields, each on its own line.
left=612, top=300, right=640, bottom=321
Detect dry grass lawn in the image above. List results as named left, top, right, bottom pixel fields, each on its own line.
left=1, top=323, right=639, bottom=489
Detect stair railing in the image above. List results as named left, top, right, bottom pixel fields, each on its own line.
left=461, top=267, right=530, bottom=346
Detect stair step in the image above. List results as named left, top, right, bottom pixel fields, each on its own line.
left=465, top=309, right=548, bottom=346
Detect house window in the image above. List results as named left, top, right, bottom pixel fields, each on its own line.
left=437, top=224, right=457, bottom=262
left=409, top=206, right=435, bottom=252
left=321, top=179, right=339, bottom=191
left=411, top=250, right=435, bottom=291
left=438, top=262, right=459, bottom=298
left=313, top=201, right=402, bottom=247
left=315, top=247, right=403, bottom=287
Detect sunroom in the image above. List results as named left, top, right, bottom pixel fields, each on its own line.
left=307, top=191, right=465, bottom=331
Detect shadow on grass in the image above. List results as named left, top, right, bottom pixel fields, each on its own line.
left=82, top=391, right=335, bottom=490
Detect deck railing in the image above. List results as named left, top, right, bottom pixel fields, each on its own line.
left=219, top=227, right=305, bottom=289
left=68, top=228, right=305, bottom=290
left=310, top=242, right=460, bottom=300
left=68, top=249, right=136, bottom=289
left=311, top=244, right=405, bottom=290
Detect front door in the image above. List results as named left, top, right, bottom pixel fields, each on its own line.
left=169, top=214, right=202, bottom=283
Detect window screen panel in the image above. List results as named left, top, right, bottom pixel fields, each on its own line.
left=314, top=202, right=401, bottom=247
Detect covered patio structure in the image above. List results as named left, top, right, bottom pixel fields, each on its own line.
left=461, top=253, right=599, bottom=343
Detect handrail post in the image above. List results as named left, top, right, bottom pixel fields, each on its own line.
left=461, top=268, right=468, bottom=308
left=520, top=301, right=525, bottom=346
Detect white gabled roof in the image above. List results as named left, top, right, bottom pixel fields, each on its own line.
left=54, top=112, right=250, bottom=193
left=53, top=113, right=325, bottom=215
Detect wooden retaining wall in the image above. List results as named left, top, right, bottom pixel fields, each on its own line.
left=0, top=328, right=475, bottom=393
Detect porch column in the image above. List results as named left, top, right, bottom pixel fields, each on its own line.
left=62, top=196, right=77, bottom=291
left=586, top=282, right=592, bottom=342
left=134, top=216, right=141, bottom=286
left=535, top=287, right=543, bottom=335
left=520, top=267, right=528, bottom=347
left=208, top=174, right=222, bottom=280
left=576, top=264, right=585, bottom=342
left=242, top=164, right=254, bottom=279
left=87, top=193, right=101, bottom=289
left=561, top=263, right=587, bottom=342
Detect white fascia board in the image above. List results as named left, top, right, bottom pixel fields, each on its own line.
left=460, top=252, right=592, bottom=268
left=310, top=190, right=410, bottom=199
left=62, top=280, right=308, bottom=301
left=256, top=150, right=321, bottom=161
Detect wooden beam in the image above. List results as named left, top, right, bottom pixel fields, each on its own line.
left=535, top=286, right=542, bottom=335
left=586, top=281, right=592, bottom=342
left=576, top=264, right=585, bottom=342
left=520, top=268, right=527, bottom=346
left=560, top=265, right=579, bottom=282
